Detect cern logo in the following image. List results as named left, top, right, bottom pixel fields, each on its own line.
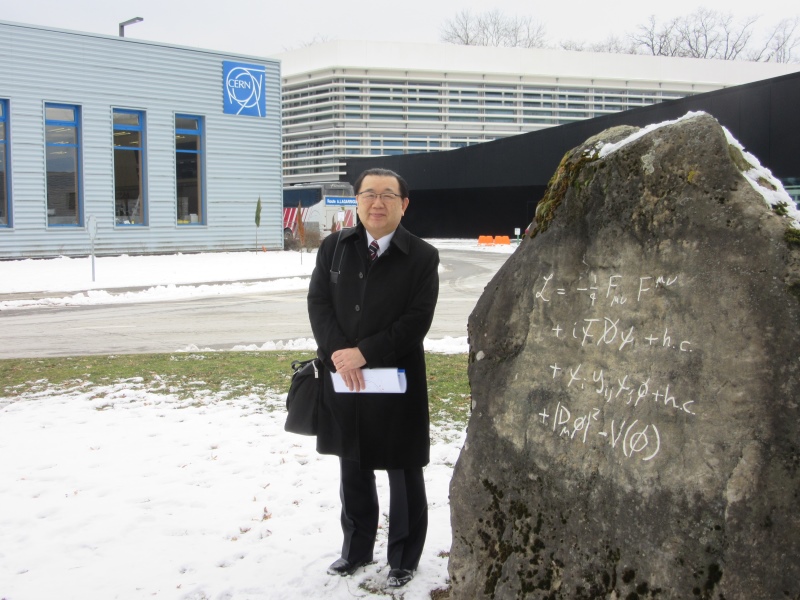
left=223, top=62, right=266, bottom=117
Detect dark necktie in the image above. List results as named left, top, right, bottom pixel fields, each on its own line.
left=369, top=240, right=379, bottom=262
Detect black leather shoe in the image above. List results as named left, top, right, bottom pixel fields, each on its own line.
left=327, top=557, right=368, bottom=576
left=387, top=568, right=414, bottom=588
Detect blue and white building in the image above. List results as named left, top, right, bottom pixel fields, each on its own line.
left=0, top=20, right=282, bottom=258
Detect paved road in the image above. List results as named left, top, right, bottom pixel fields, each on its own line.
left=0, top=248, right=510, bottom=359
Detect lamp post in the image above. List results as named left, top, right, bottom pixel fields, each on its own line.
left=119, top=17, right=143, bottom=37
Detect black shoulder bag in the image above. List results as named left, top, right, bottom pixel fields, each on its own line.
left=284, top=232, right=347, bottom=436
left=284, top=357, right=322, bottom=436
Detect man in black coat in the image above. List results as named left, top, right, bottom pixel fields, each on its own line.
left=307, top=168, right=439, bottom=588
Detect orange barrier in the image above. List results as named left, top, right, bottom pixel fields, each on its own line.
left=478, top=235, right=512, bottom=245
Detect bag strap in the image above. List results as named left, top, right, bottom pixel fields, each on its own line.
left=291, top=357, right=318, bottom=375
left=329, top=229, right=349, bottom=284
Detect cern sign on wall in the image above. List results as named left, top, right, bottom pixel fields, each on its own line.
left=223, top=61, right=266, bottom=117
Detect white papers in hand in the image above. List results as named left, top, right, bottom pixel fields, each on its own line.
left=331, top=369, right=407, bottom=393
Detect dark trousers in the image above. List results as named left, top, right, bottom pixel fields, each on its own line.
left=338, top=457, right=428, bottom=570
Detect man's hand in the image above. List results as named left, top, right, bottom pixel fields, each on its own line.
left=331, top=348, right=367, bottom=392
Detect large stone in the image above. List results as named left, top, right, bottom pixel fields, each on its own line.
left=449, top=112, right=800, bottom=599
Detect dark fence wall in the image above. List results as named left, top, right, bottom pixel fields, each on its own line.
left=403, top=186, right=545, bottom=239
left=345, top=71, right=800, bottom=238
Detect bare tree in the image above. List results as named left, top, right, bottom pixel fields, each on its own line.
left=440, top=9, right=481, bottom=46
left=749, top=17, right=800, bottom=62
left=506, top=15, right=547, bottom=49
left=592, top=35, right=638, bottom=54
left=440, top=9, right=546, bottom=48
left=302, top=34, right=333, bottom=47
left=560, top=35, right=637, bottom=54
left=715, top=12, right=757, bottom=60
left=628, top=8, right=798, bottom=62
left=282, top=34, right=334, bottom=51
left=673, top=8, right=757, bottom=59
left=479, top=9, right=506, bottom=47
left=558, top=39, right=586, bottom=52
left=772, top=17, right=800, bottom=62
left=630, top=15, right=683, bottom=56
left=677, top=7, right=721, bottom=58
left=441, top=6, right=798, bottom=62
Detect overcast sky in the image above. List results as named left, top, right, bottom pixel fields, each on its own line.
left=1, top=0, right=797, bottom=59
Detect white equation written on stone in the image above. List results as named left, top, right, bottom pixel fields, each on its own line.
left=549, top=362, right=696, bottom=415
left=538, top=402, right=661, bottom=462
left=535, top=273, right=678, bottom=307
left=550, top=321, right=692, bottom=353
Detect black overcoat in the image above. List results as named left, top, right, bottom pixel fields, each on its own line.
left=307, top=224, right=439, bottom=470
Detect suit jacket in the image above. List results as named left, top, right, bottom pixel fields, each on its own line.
left=307, top=223, right=440, bottom=470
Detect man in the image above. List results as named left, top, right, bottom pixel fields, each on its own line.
left=307, top=168, right=440, bottom=589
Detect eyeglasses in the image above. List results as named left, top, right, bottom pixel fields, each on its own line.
left=357, top=192, right=402, bottom=202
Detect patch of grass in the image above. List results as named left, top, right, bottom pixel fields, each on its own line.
left=0, top=351, right=313, bottom=399
left=785, top=227, right=800, bottom=247
left=0, top=351, right=471, bottom=428
left=528, top=146, right=598, bottom=238
left=773, top=201, right=789, bottom=216
left=426, top=353, right=471, bottom=424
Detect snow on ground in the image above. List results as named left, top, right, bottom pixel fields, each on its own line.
left=0, top=378, right=465, bottom=599
left=0, top=238, right=515, bottom=310
left=0, top=239, right=509, bottom=599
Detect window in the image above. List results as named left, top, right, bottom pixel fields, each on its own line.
left=113, top=109, right=146, bottom=225
left=175, top=114, right=204, bottom=225
left=45, top=103, right=82, bottom=226
left=0, top=100, right=8, bottom=226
